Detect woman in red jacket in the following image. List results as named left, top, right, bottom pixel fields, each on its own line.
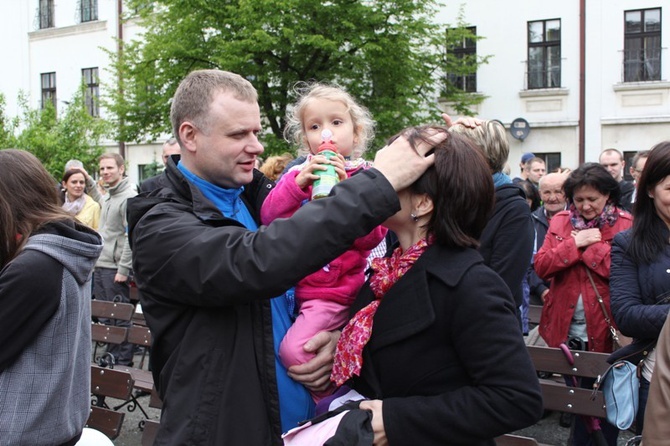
left=535, top=162, right=632, bottom=446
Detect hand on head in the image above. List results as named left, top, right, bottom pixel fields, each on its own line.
left=441, top=113, right=483, bottom=129
left=373, top=130, right=443, bottom=191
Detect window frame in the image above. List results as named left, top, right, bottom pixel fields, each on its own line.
left=446, top=26, right=478, bottom=93
left=527, top=18, right=562, bottom=90
left=623, top=7, right=662, bottom=82
left=38, top=0, right=54, bottom=29
left=41, top=72, right=57, bottom=111
left=82, top=67, right=100, bottom=117
left=80, top=0, right=98, bottom=23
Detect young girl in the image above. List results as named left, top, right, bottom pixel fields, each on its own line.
left=261, top=83, right=386, bottom=400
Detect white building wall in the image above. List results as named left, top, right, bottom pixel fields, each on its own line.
left=436, top=1, right=669, bottom=177
left=1, top=1, right=669, bottom=182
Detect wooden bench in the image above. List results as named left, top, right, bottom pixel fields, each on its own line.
left=91, top=300, right=135, bottom=365
left=141, top=387, right=163, bottom=446
left=87, top=365, right=135, bottom=440
left=496, top=345, right=611, bottom=445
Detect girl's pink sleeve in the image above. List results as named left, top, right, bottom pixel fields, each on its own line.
left=260, top=170, right=311, bottom=224
left=353, top=225, right=388, bottom=251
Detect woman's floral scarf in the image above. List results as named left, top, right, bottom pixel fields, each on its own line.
left=331, top=237, right=432, bottom=386
left=569, top=202, right=619, bottom=230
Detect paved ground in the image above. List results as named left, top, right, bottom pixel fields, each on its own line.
left=112, top=403, right=636, bottom=445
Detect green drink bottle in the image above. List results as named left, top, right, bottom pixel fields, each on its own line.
left=311, top=129, right=340, bottom=200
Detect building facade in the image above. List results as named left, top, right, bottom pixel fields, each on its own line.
left=436, top=0, right=669, bottom=177
left=1, top=1, right=668, bottom=182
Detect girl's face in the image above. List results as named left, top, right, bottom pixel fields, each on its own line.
left=63, top=172, right=86, bottom=199
left=572, top=184, right=609, bottom=220
left=302, top=98, right=357, bottom=157
left=650, top=175, right=670, bottom=229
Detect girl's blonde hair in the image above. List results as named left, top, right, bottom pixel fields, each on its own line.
left=284, top=82, right=375, bottom=158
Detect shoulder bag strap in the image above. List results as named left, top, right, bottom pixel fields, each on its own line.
left=585, top=268, right=620, bottom=346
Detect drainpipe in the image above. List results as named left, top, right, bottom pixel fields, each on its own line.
left=578, top=0, right=586, bottom=164
left=117, top=0, right=126, bottom=159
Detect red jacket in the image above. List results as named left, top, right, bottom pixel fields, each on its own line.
left=534, top=209, right=632, bottom=352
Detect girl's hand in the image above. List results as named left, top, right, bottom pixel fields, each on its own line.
left=359, top=400, right=388, bottom=446
left=295, top=155, right=328, bottom=189
left=331, top=153, right=347, bottom=181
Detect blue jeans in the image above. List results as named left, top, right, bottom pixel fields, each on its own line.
left=637, top=376, right=650, bottom=434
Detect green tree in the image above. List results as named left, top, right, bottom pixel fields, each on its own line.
left=108, top=0, right=486, bottom=156
left=0, top=93, right=19, bottom=149
left=5, top=89, right=111, bottom=179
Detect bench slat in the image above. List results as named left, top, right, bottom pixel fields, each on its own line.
left=87, top=406, right=125, bottom=440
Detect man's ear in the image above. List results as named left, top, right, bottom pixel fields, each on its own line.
left=179, top=122, right=198, bottom=153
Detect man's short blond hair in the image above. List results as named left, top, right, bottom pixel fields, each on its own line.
left=449, top=120, right=509, bottom=173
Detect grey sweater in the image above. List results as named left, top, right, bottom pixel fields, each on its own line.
left=0, top=221, right=102, bottom=445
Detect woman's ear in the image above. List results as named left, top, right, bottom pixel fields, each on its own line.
left=413, top=193, right=434, bottom=219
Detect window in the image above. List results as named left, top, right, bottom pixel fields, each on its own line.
left=624, top=8, right=662, bottom=82
left=446, top=27, right=477, bottom=92
left=39, top=0, right=54, bottom=29
left=41, top=72, right=57, bottom=111
left=527, top=19, right=561, bottom=89
left=532, top=153, right=562, bottom=174
left=82, top=67, right=99, bottom=117
left=80, top=0, right=98, bottom=22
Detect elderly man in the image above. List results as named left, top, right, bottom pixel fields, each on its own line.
left=139, top=137, right=182, bottom=193
left=127, top=69, right=439, bottom=446
left=599, top=148, right=635, bottom=212
left=528, top=172, right=568, bottom=304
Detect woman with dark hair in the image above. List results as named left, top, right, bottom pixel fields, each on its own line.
left=535, top=162, right=633, bottom=446
left=0, top=149, right=103, bottom=445
left=61, top=168, right=101, bottom=229
left=610, top=141, right=670, bottom=436
left=328, top=127, right=543, bottom=445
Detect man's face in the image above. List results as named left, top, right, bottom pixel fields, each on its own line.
left=528, top=161, right=546, bottom=184
left=162, top=142, right=181, bottom=165
left=599, top=152, right=625, bottom=181
left=630, top=157, right=648, bottom=183
left=539, top=173, right=566, bottom=217
left=188, top=91, right=264, bottom=189
left=99, top=158, right=124, bottom=187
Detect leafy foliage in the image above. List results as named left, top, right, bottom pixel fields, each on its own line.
left=0, top=89, right=111, bottom=180
left=108, top=0, right=486, bottom=156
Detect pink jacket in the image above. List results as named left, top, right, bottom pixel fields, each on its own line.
left=534, top=209, right=632, bottom=352
left=261, top=165, right=387, bottom=305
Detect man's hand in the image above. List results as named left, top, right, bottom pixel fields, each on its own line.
left=373, top=131, right=442, bottom=191
left=287, top=330, right=339, bottom=391
left=114, top=273, right=128, bottom=283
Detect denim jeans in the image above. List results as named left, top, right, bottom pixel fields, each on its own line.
left=636, top=376, right=650, bottom=435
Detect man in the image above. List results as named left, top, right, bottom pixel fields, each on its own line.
left=139, top=137, right=181, bottom=193
left=512, top=152, right=535, bottom=183
left=127, top=69, right=438, bottom=446
left=93, top=152, right=137, bottom=366
left=599, top=148, right=635, bottom=212
left=624, top=150, right=650, bottom=210
left=528, top=172, right=568, bottom=304
left=526, top=157, right=546, bottom=188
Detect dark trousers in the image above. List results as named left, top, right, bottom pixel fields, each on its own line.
left=93, top=267, right=134, bottom=366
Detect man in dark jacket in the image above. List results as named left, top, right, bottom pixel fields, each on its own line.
left=127, top=69, right=439, bottom=446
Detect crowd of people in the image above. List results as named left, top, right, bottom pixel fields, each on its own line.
left=1, top=67, right=670, bottom=446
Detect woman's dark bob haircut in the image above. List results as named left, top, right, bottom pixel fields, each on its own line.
left=392, top=126, right=495, bottom=249
left=562, top=162, right=621, bottom=206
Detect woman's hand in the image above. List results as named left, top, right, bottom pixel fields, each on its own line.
left=359, top=399, right=388, bottom=446
left=572, top=228, right=602, bottom=248
left=441, top=113, right=483, bottom=129
left=287, top=330, right=339, bottom=391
